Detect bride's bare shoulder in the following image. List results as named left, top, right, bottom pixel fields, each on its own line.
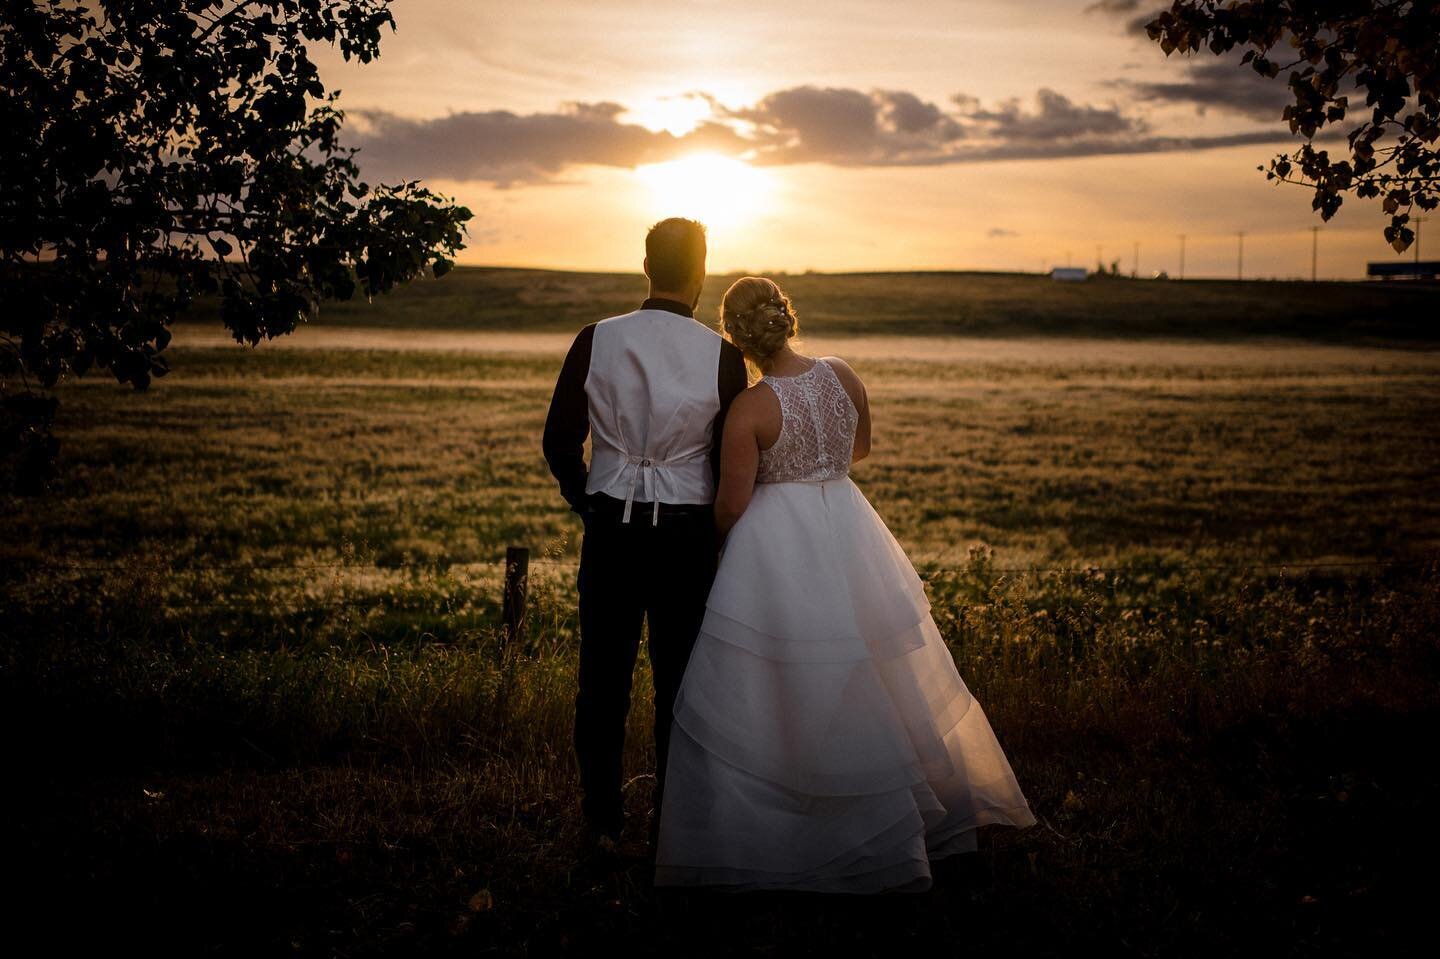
left=820, top=356, right=867, bottom=400
left=727, top=381, right=780, bottom=418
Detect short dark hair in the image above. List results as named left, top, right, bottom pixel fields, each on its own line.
left=645, top=217, right=707, bottom=290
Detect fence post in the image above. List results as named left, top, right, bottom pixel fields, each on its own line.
left=501, top=546, right=529, bottom=651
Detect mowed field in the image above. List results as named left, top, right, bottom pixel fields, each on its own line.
left=6, top=269, right=1440, bottom=956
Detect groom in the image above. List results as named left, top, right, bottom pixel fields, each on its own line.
left=542, top=217, right=747, bottom=860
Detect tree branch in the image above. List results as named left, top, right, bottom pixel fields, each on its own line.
left=193, top=0, right=266, bottom=46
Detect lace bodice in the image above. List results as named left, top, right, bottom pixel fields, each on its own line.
left=756, top=358, right=859, bottom=484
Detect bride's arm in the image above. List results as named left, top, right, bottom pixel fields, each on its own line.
left=714, top=389, right=764, bottom=539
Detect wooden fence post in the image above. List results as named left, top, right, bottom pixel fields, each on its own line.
left=501, top=546, right=530, bottom=651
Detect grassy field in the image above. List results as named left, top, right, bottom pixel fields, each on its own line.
left=176, top=265, right=1440, bottom=343
left=6, top=271, right=1440, bottom=955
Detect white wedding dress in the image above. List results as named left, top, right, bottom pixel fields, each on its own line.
left=653, top=356, right=1037, bottom=894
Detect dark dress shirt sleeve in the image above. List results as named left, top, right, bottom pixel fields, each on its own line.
left=542, top=323, right=597, bottom=513
left=711, top=339, right=748, bottom=488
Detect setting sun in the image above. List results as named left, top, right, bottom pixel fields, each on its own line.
left=633, top=152, right=775, bottom=231
left=624, top=94, right=714, bottom=137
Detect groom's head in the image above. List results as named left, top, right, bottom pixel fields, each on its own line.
left=644, top=217, right=707, bottom=309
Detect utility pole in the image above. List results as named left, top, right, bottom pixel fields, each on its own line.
left=1178, top=233, right=1186, bottom=280
left=1132, top=240, right=1139, bottom=278
left=1236, top=231, right=1246, bottom=280
left=1311, top=225, right=1319, bottom=282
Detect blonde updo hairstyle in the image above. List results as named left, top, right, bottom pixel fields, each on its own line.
left=719, top=276, right=800, bottom=374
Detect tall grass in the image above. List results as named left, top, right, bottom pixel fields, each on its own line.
left=6, top=328, right=1438, bottom=954
left=10, top=544, right=1435, bottom=772
left=7, top=547, right=1436, bottom=953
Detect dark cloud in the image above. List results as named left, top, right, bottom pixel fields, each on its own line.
left=957, top=88, right=1144, bottom=141
left=725, top=86, right=1137, bottom=167
left=1124, top=10, right=1162, bottom=36
left=927, top=128, right=1335, bottom=166
left=1083, top=0, right=1164, bottom=37
left=1084, top=0, right=1144, bottom=12
left=716, top=85, right=967, bottom=165
left=348, top=101, right=745, bottom=187
left=1091, top=0, right=1369, bottom=122
left=987, top=227, right=1020, bottom=238
left=1118, top=52, right=1365, bottom=123
left=1085, top=0, right=1166, bottom=37
left=725, top=86, right=884, bottom=157
left=880, top=90, right=955, bottom=135
left=1124, top=61, right=1294, bottom=121
left=1090, top=2, right=1351, bottom=120
left=345, top=83, right=1337, bottom=185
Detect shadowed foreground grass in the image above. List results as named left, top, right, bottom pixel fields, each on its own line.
left=7, top=551, right=1437, bottom=956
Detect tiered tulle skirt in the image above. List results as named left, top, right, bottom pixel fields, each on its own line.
left=653, top=476, right=1037, bottom=894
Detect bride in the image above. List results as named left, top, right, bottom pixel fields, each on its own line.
left=652, top=276, right=1037, bottom=894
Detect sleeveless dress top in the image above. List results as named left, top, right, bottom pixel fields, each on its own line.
left=756, top=358, right=859, bottom=484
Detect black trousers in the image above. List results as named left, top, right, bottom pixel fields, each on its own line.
left=574, top=495, right=719, bottom=835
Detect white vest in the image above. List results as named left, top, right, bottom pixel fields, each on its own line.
left=584, top=308, right=725, bottom=524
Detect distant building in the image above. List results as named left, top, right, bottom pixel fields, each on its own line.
left=1367, top=261, right=1440, bottom=280
left=1050, top=267, right=1087, bottom=282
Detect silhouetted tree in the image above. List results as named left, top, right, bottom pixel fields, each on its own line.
left=1145, top=1, right=1438, bottom=253
left=0, top=1, right=472, bottom=494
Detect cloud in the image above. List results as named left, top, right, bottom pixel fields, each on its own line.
left=347, top=101, right=746, bottom=187
left=1089, top=2, right=1363, bottom=122
left=955, top=87, right=1144, bottom=141
left=987, top=227, right=1020, bottom=238
left=1084, top=0, right=1145, bottom=13
left=1085, top=0, right=1166, bottom=37
left=933, top=128, right=1329, bottom=165
left=714, top=85, right=968, bottom=165
left=1125, top=66, right=1291, bottom=121
left=1117, top=55, right=1363, bottom=123
left=717, top=86, right=1140, bottom=166
left=344, top=83, right=1334, bottom=186
left=1124, top=10, right=1163, bottom=36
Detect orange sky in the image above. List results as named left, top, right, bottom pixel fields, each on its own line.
left=309, top=1, right=1421, bottom=279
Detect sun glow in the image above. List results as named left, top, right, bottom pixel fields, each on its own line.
left=625, top=94, right=715, bottom=137
left=633, top=153, right=775, bottom=232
